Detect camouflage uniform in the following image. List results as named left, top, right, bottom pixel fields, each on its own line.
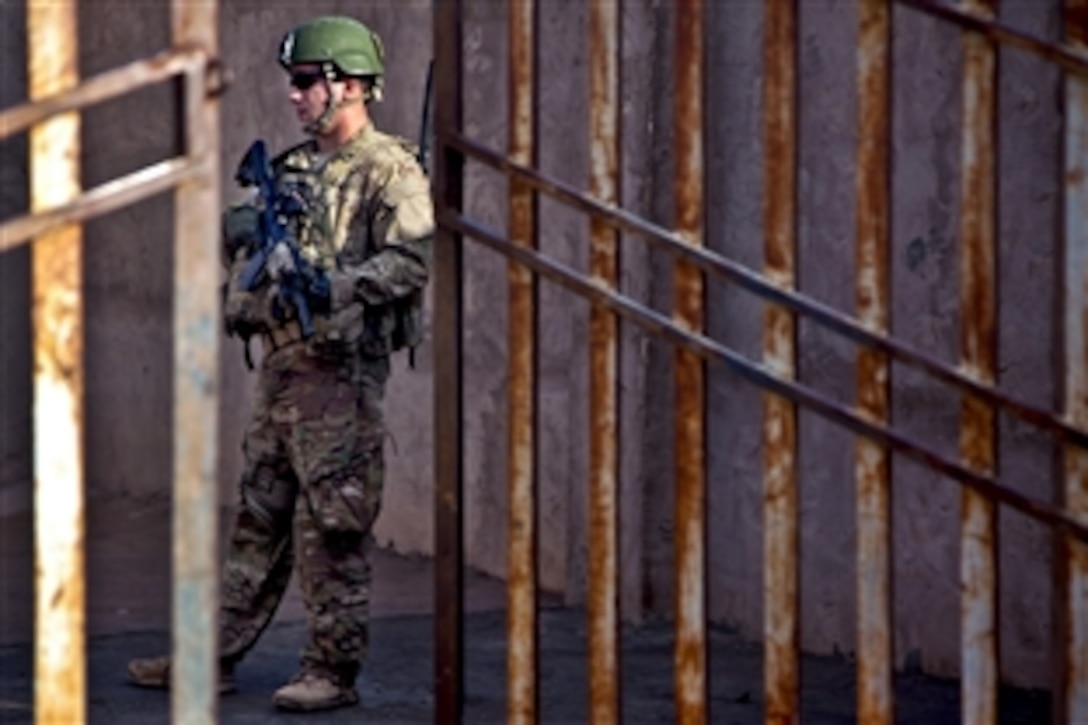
left=218, top=123, right=432, bottom=687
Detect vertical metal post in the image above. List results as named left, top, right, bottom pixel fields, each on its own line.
left=855, top=2, right=893, bottom=723
left=1062, top=2, right=1088, bottom=723
left=588, top=0, right=622, bottom=722
left=434, top=0, right=466, bottom=721
left=29, top=3, right=85, bottom=723
left=508, top=1, right=539, bottom=723
left=958, top=1, right=999, bottom=723
left=170, top=4, right=221, bottom=723
left=673, top=1, right=707, bottom=723
left=762, top=1, right=800, bottom=722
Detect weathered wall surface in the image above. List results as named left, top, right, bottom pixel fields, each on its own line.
left=0, top=0, right=1067, bottom=691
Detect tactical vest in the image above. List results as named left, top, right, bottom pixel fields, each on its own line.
left=274, top=132, right=428, bottom=364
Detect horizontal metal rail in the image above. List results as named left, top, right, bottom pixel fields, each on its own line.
left=896, top=0, right=1088, bottom=78
left=440, top=130, right=1088, bottom=452
left=0, top=47, right=208, bottom=141
left=436, top=205, right=1088, bottom=546
left=0, top=158, right=201, bottom=252
left=0, top=47, right=213, bottom=254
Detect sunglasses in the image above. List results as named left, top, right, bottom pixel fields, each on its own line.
left=289, top=71, right=325, bottom=91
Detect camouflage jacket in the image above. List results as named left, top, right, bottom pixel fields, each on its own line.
left=225, top=123, right=433, bottom=359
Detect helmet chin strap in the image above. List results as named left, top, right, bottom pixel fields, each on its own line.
left=304, top=63, right=361, bottom=136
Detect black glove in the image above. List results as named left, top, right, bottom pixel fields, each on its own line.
left=221, top=204, right=261, bottom=268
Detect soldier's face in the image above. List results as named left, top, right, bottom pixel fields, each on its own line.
left=287, top=63, right=336, bottom=129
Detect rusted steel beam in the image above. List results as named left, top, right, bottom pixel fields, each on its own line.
left=855, top=2, right=893, bottom=722
left=170, top=3, right=221, bottom=723
left=29, top=3, right=85, bottom=723
left=443, top=131, right=1088, bottom=451
left=440, top=208, right=1088, bottom=545
left=588, top=0, right=621, bottom=722
left=958, top=1, right=999, bottom=722
left=1062, top=3, right=1088, bottom=723
left=507, top=1, right=539, bottom=723
left=673, top=1, right=707, bottom=723
left=896, top=0, right=1088, bottom=78
left=0, top=47, right=206, bottom=142
left=0, top=158, right=200, bottom=253
left=433, top=0, right=466, bottom=722
left=762, top=0, right=799, bottom=722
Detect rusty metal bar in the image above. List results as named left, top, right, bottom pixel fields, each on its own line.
left=958, top=1, right=999, bottom=722
left=442, top=131, right=1088, bottom=451
left=762, top=0, right=799, bottom=722
left=440, top=207, right=1088, bottom=545
left=855, top=1, right=893, bottom=722
left=170, top=3, right=221, bottom=723
left=673, top=2, right=707, bottom=723
left=0, top=47, right=206, bottom=141
left=507, top=1, right=539, bottom=723
left=433, top=0, right=466, bottom=722
left=1062, top=3, right=1088, bottom=722
left=0, top=158, right=201, bottom=253
left=896, top=0, right=1088, bottom=78
left=588, top=0, right=621, bottom=722
left=29, top=3, right=85, bottom=723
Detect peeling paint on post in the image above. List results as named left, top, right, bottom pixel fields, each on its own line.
left=1063, top=2, right=1088, bottom=722
left=28, top=3, right=85, bottom=723
left=958, top=1, right=999, bottom=723
left=171, top=3, right=221, bottom=723
left=673, top=1, right=706, bottom=723
left=508, top=1, right=539, bottom=723
left=762, top=1, right=799, bottom=722
left=588, top=0, right=621, bottom=722
left=855, top=2, right=893, bottom=723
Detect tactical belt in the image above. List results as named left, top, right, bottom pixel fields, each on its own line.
left=261, top=320, right=304, bottom=355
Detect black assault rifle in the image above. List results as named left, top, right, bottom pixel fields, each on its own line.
left=234, top=140, right=331, bottom=340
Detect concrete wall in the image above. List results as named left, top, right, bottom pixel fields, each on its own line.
left=0, top=0, right=1066, bottom=690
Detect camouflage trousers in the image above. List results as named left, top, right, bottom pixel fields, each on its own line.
left=217, top=342, right=389, bottom=687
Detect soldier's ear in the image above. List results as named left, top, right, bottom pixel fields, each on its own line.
left=343, top=77, right=366, bottom=102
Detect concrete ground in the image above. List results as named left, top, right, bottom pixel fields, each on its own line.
left=1, top=499, right=1051, bottom=723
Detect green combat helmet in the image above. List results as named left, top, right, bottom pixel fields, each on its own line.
left=279, top=16, right=385, bottom=102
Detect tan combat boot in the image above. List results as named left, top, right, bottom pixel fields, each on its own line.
left=271, top=672, right=359, bottom=712
left=126, top=655, right=237, bottom=694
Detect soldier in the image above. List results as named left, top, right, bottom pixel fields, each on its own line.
left=127, top=15, right=433, bottom=713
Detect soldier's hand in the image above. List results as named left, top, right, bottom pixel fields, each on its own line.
left=311, top=301, right=365, bottom=359
left=266, top=241, right=297, bottom=281
left=221, top=204, right=260, bottom=267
